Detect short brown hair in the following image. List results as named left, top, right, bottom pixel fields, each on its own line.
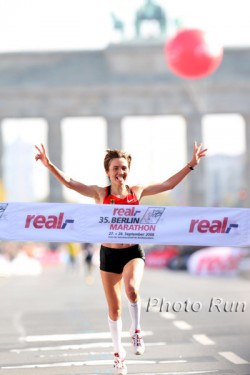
left=104, top=149, right=132, bottom=172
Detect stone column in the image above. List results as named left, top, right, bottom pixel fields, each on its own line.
left=106, top=116, right=123, bottom=149
left=46, top=117, right=64, bottom=202
left=185, top=113, right=205, bottom=206
left=243, top=114, right=250, bottom=207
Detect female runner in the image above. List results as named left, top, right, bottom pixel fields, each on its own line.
left=35, top=142, right=207, bottom=375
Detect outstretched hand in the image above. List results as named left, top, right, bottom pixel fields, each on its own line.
left=34, top=144, right=50, bottom=168
left=190, top=142, right=207, bottom=167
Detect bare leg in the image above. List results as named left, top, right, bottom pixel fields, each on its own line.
left=123, top=258, right=144, bottom=303
left=123, top=258, right=145, bottom=355
left=100, top=270, right=123, bottom=320
left=100, top=270, right=125, bottom=356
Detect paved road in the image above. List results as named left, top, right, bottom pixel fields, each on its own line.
left=0, top=263, right=250, bottom=375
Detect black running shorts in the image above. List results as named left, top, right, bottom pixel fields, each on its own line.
left=100, top=244, right=145, bottom=274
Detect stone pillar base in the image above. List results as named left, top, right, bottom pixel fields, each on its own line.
left=47, top=117, right=64, bottom=202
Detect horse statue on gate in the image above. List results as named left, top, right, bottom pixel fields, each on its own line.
left=111, top=12, right=125, bottom=38
left=135, top=0, right=167, bottom=38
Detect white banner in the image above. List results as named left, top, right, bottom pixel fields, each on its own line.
left=0, top=202, right=250, bottom=246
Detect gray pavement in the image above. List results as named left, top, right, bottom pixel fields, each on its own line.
left=0, top=263, right=250, bottom=375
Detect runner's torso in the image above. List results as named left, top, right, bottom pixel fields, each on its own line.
left=103, top=185, right=139, bottom=205
left=102, top=185, right=139, bottom=248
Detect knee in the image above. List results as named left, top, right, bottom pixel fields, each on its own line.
left=109, top=307, right=122, bottom=321
left=126, top=286, right=139, bottom=303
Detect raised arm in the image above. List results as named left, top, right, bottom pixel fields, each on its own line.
left=139, top=142, right=207, bottom=198
left=34, top=144, right=102, bottom=200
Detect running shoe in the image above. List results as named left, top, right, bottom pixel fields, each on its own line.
left=130, top=329, right=145, bottom=355
left=113, top=350, right=127, bottom=375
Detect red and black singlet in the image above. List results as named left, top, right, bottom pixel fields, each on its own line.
left=103, top=185, right=139, bottom=205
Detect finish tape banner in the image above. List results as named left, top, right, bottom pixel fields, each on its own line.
left=0, top=202, right=250, bottom=246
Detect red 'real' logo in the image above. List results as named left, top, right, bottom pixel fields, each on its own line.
left=25, top=213, right=74, bottom=229
left=189, top=217, right=239, bottom=234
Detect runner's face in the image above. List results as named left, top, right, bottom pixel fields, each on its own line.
left=107, top=158, right=129, bottom=185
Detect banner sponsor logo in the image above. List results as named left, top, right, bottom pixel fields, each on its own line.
left=189, top=217, right=239, bottom=234
left=25, top=212, right=74, bottom=230
left=0, top=203, right=8, bottom=219
left=111, top=207, right=141, bottom=223
left=140, top=207, right=165, bottom=224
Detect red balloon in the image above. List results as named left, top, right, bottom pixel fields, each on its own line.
left=164, top=28, right=223, bottom=79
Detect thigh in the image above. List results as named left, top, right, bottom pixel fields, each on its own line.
left=123, top=258, right=145, bottom=295
left=100, top=270, right=123, bottom=309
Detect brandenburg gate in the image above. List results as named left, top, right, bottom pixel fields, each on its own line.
left=0, top=43, right=250, bottom=205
